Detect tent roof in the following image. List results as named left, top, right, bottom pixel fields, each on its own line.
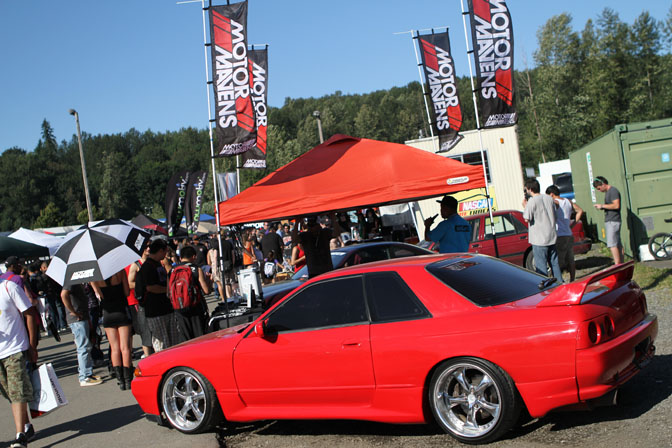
left=218, top=134, right=486, bottom=226
left=8, top=228, right=63, bottom=256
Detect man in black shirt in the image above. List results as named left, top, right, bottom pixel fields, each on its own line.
left=261, top=223, right=284, bottom=264
left=292, top=214, right=342, bottom=278
left=136, top=239, right=178, bottom=352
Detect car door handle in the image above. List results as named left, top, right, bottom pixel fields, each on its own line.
left=519, top=236, right=527, bottom=240
left=342, top=340, right=361, bottom=348
left=471, top=244, right=481, bottom=248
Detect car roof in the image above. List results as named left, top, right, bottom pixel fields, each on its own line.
left=335, top=240, right=429, bottom=254
left=463, top=209, right=522, bottom=220
left=318, top=252, right=477, bottom=278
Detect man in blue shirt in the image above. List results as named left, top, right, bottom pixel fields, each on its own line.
left=424, top=195, right=471, bottom=253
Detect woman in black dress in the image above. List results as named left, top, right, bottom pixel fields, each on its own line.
left=91, top=270, right=132, bottom=390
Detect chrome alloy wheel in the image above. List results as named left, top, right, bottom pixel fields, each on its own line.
left=432, top=362, right=503, bottom=439
left=161, top=370, right=209, bottom=432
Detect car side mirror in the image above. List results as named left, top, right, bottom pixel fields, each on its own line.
left=254, top=321, right=266, bottom=338
left=255, top=319, right=274, bottom=339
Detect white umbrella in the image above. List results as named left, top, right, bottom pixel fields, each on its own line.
left=46, top=219, right=150, bottom=287
left=8, top=228, right=63, bottom=256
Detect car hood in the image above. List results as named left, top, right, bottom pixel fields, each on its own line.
left=137, top=324, right=249, bottom=375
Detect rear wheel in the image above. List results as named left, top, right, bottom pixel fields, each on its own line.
left=160, top=367, right=222, bottom=433
left=648, top=232, right=672, bottom=260
left=428, top=357, right=521, bottom=444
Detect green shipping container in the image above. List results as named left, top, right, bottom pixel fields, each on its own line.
left=569, top=118, right=672, bottom=260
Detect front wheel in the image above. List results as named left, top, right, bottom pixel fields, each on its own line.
left=648, top=232, right=672, bottom=260
left=160, top=367, right=222, bottom=434
left=428, top=357, right=521, bottom=444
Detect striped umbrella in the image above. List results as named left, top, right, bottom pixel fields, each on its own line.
left=46, top=219, right=150, bottom=287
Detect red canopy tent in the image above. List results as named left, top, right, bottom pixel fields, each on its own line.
left=217, top=134, right=486, bottom=226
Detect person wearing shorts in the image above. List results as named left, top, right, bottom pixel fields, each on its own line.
left=593, top=176, right=623, bottom=264
left=0, top=279, right=40, bottom=447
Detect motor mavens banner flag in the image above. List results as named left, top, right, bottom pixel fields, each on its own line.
left=242, top=48, right=268, bottom=169
left=210, top=1, right=256, bottom=156
left=217, top=172, right=238, bottom=201
left=468, top=0, right=517, bottom=127
left=184, top=171, right=208, bottom=235
left=418, top=31, right=463, bottom=152
left=165, top=171, right=190, bottom=237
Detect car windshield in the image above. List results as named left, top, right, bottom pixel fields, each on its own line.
left=291, top=251, right=349, bottom=280
left=426, top=256, right=553, bottom=306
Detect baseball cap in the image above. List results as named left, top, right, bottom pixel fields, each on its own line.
left=436, top=195, right=458, bottom=208
left=5, top=255, right=20, bottom=267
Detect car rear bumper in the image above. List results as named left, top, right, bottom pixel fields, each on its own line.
left=576, top=313, right=657, bottom=401
left=131, top=375, right=163, bottom=416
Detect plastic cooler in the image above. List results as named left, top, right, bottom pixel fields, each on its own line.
left=237, top=266, right=262, bottom=307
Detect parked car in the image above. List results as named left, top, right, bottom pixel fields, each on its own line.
left=261, top=241, right=433, bottom=308
left=419, top=210, right=591, bottom=269
left=131, top=254, right=657, bottom=444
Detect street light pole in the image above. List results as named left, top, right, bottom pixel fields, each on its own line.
left=69, top=109, right=94, bottom=222
left=313, top=110, right=324, bottom=144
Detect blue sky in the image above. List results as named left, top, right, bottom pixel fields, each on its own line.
left=1, top=0, right=669, bottom=152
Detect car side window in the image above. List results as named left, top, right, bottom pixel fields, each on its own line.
left=470, top=219, right=481, bottom=242
left=484, top=215, right=516, bottom=239
left=365, top=272, right=430, bottom=323
left=390, top=246, right=424, bottom=258
left=352, top=246, right=389, bottom=265
left=266, top=276, right=367, bottom=333
left=510, top=214, right=528, bottom=233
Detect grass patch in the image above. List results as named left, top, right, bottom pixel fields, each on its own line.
left=586, top=242, right=671, bottom=292
left=633, top=263, right=672, bottom=292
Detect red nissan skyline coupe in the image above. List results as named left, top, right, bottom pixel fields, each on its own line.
left=131, top=254, right=657, bottom=444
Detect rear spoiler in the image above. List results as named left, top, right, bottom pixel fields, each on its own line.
left=537, top=261, right=635, bottom=307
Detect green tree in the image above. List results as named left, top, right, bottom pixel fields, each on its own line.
left=34, top=202, right=64, bottom=228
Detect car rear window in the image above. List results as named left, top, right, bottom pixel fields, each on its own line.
left=426, top=256, right=552, bottom=306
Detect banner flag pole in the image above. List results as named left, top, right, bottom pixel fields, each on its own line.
left=200, top=0, right=230, bottom=323
left=459, top=0, right=499, bottom=258
left=410, top=30, right=438, bottom=153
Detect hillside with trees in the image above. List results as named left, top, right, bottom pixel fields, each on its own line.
left=1, top=8, right=670, bottom=231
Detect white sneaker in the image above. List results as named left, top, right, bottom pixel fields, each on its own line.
left=80, top=376, right=103, bottom=386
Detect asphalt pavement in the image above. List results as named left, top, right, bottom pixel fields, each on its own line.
left=0, top=296, right=226, bottom=448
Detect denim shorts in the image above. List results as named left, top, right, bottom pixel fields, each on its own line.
left=605, top=221, right=621, bottom=248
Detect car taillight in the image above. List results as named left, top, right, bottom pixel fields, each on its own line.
left=577, top=314, right=614, bottom=349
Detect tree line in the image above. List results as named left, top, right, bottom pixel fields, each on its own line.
left=1, top=8, right=670, bottom=232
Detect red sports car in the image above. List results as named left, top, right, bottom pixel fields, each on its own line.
left=131, top=254, right=657, bottom=444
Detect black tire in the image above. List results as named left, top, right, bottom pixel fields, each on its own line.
left=160, top=367, right=222, bottom=434
left=524, top=250, right=534, bottom=271
left=428, top=357, right=521, bottom=444
left=648, top=232, right=672, bottom=261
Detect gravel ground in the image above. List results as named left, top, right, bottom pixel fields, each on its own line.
left=215, top=249, right=672, bottom=448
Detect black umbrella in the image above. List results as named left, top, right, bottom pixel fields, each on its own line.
left=0, top=236, right=49, bottom=261
left=46, top=219, right=150, bottom=287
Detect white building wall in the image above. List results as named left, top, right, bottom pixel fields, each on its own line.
left=405, top=126, right=525, bottom=236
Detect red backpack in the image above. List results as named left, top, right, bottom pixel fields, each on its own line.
left=168, top=264, right=203, bottom=310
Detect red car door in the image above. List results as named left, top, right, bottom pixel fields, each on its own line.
left=469, top=213, right=529, bottom=265
left=233, top=276, right=375, bottom=407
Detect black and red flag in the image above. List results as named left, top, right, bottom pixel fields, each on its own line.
left=209, top=1, right=256, bottom=156
left=165, top=171, right=190, bottom=237
left=184, top=171, right=208, bottom=236
left=468, top=0, right=517, bottom=127
left=418, top=31, right=463, bottom=152
left=242, top=48, right=268, bottom=169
